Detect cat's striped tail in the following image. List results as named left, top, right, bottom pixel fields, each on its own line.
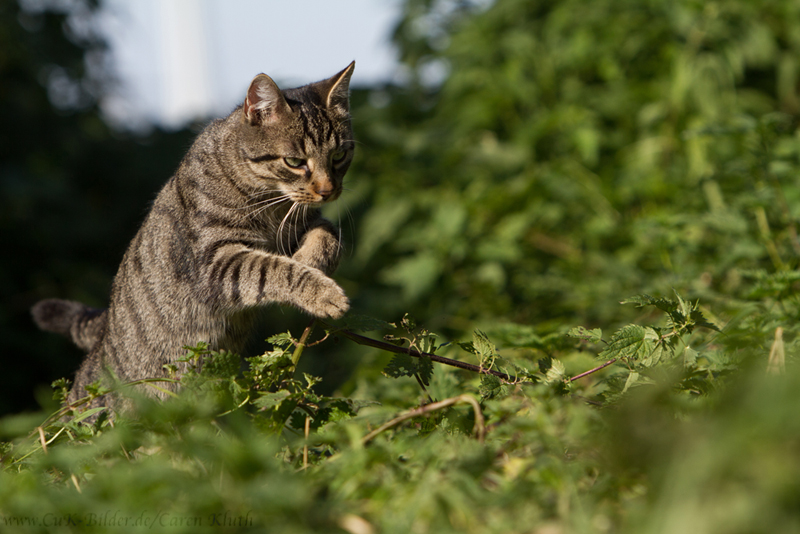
left=31, top=299, right=107, bottom=352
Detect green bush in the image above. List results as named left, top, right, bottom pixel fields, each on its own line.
left=6, top=0, right=800, bottom=531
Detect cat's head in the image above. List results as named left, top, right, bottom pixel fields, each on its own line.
left=238, top=62, right=355, bottom=207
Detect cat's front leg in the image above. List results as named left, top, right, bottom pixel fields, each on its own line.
left=292, top=218, right=342, bottom=275
left=203, top=242, right=349, bottom=319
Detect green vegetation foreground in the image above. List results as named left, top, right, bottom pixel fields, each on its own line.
left=4, top=0, right=800, bottom=532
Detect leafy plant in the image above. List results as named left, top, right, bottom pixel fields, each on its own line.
left=8, top=0, right=800, bottom=531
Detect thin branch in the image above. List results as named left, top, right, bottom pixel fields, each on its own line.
left=303, top=416, right=310, bottom=470
left=413, top=373, right=435, bottom=404
left=334, top=328, right=518, bottom=382
left=307, top=331, right=330, bottom=347
left=292, top=319, right=317, bottom=367
left=37, top=427, right=48, bottom=455
left=569, top=358, right=617, bottom=382
left=362, top=394, right=485, bottom=444
left=70, top=473, right=82, bottom=494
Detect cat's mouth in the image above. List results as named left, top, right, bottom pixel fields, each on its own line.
left=291, top=189, right=341, bottom=207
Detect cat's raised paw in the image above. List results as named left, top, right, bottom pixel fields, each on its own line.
left=309, top=279, right=350, bottom=319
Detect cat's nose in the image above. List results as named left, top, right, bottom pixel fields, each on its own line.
left=313, top=180, right=336, bottom=200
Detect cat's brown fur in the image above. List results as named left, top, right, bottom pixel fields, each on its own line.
left=32, top=63, right=355, bottom=409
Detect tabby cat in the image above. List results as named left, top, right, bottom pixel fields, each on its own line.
left=32, top=63, right=355, bottom=409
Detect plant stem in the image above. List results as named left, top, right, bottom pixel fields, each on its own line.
left=362, top=394, right=485, bottom=444
left=303, top=416, right=310, bottom=469
left=412, top=373, right=434, bottom=404
left=569, top=358, right=617, bottom=382
left=335, top=328, right=518, bottom=382
left=292, top=319, right=317, bottom=367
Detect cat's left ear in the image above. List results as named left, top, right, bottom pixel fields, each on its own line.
left=319, top=61, right=355, bottom=112
left=244, top=74, right=293, bottom=125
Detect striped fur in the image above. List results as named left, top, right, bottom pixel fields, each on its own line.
left=33, top=63, right=355, bottom=410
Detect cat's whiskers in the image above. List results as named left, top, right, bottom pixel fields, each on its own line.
left=335, top=199, right=351, bottom=257
left=291, top=201, right=305, bottom=254
left=245, top=193, right=293, bottom=221
left=292, top=204, right=306, bottom=257
left=339, top=136, right=362, bottom=145
left=249, top=194, right=290, bottom=210
left=231, top=189, right=288, bottom=211
left=277, top=201, right=300, bottom=256
left=251, top=196, right=291, bottom=218
left=240, top=188, right=289, bottom=204
left=332, top=200, right=342, bottom=256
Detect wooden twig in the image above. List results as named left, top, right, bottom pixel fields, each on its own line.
left=334, top=328, right=517, bottom=382
left=70, top=473, right=82, bottom=494
left=569, top=358, right=617, bottom=382
left=362, top=394, right=485, bottom=444
left=303, top=416, right=310, bottom=469
left=37, top=427, right=48, bottom=455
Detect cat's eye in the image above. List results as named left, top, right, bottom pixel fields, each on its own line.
left=284, top=157, right=307, bottom=169
left=331, top=150, right=347, bottom=164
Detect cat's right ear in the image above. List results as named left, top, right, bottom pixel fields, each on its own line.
left=243, top=74, right=292, bottom=125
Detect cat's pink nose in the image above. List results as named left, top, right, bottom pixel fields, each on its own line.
left=315, top=182, right=335, bottom=199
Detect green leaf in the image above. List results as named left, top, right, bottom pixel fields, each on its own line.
left=200, top=350, right=241, bottom=379
left=383, top=353, right=417, bottom=379
left=487, top=323, right=567, bottom=350
left=70, top=407, right=108, bottom=424
left=417, top=355, right=433, bottom=386
left=303, top=374, right=322, bottom=389
left=51, top=378, right=71, bottom=404
left=544, top=359, right=566, bottom=384
left=458, top=341, right=477, bottom=355
left=622, top=371, right=640, bottom=393
left=641, top=342, right=668, bottom=368
left=267, top=332, right=296, bottom=347
left=84, top=380, right=111, bottom=398
left=600, top=325, right=659, bottom=362
left=621, top=294, right=678, bottom=313
left=567, top=326, right=603, bottom=344
left=253, top=390, right=292, bottom=410
left=340, top=314, right=394, bottom=333
left=472, top=330, right=497, bottom=368
left=689, top=307, right=721, bottom=333
left=674, top=290, right=692, bottom=319
left=682, top=346, right=699, bottom=368
left=400, top=313, right=417, bottom=331
left=479, top=374, right=507, bottom=400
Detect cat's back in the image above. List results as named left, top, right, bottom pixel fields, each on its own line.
left=102, top=114, right=250, bottom=364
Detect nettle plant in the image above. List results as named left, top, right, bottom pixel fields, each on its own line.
left=566, top=292, right=726, bottom=403
left=0, top=290, right=782, bottom=533
left=4, top=290, right=727, bottom=467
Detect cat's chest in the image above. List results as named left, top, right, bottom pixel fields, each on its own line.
left=249, top=213, right=308, bottom=255
left=215, top=308, right=262, bottom=352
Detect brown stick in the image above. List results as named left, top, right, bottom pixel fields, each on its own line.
left=569, top=358, right=617, bottom=382
left=335, top=328, right=518, bottom=382
left=362, top=394, right=485, bottom=444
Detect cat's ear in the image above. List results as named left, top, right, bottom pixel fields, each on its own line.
left=319, top=61, right=355, bottom=112
left=243, top=74, right=292, bottom=125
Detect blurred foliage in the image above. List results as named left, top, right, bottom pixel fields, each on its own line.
left=0, top=298, right=798, bottom=534
left=5, top=0, right=800, bottom=531
left=343, top=0, right=800, bottom=338
left=0, top=0, right=197, bottom=414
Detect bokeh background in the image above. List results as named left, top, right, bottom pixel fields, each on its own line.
left=4, top=0, right=800, bottom=418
